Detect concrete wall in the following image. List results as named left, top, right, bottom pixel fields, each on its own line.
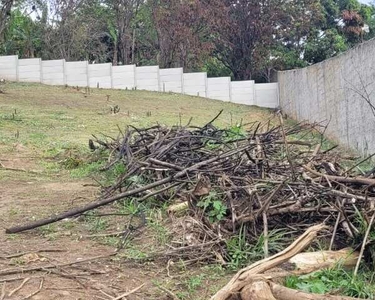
left=207, top=77, right=231, bottom=102
left=0, top=55, right=280, bottom=109
left=231, top=80, right=255, bottom=105
left=159, top=68, right=183, bottom=93
left=136, top=66, right=160, bottom=91
left=0, top=55, right=18, bottom=81
left=18, top=58, right=41, bottom=82
left=278, top=38, right=375, bottom=155
left=112, top=65, right=135, bottom=89
left=41, top=60, right=65, bottom=85
left=65, top=61, right=88, bottom=87
left=255, top=83, right=279, bottom=108
left=88, top=63, right=112, bottom=88
left=183, top=72, right=207, bottom=97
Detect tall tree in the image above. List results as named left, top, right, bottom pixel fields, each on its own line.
left=150, top=0, right=213, bottom=70
left=210, top=0, right=322, bottom=80
left=107, top=0, right=142, bottom=65
left=0, top=0, right=13, bottom=40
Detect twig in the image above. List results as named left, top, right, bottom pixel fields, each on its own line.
left=278, top=113, right=296, bottom=180
left=344, top=153, right=375, bottom=176
left=155, top=285, right=179, bottom=300
left=0, top=249, right=66, bottom=259
left=21, top=278, right=44, bottom=300
left=329, top=212, right=341, bottom=251
left=0, top=253, right=116, bottom=276
left=263, top=212, right=269, bottom=258
left=8, top=277, right=30, bottom=297
left=113, top=283, right=145, bottom=300
left=353, top=211, right=375, bottom=278
left=0, top=283, right=6, bottom=300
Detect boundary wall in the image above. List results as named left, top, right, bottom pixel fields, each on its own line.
left=0, top=55, right=279, bottom=108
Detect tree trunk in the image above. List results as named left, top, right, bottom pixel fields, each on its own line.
left=113, top=42, right=118, bottom=66
left=0, top=0, right=13, bottom=41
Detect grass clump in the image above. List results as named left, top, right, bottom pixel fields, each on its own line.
left=226, top=226, right=287, bottom=270
left=285, top=265, right=375, bottom=299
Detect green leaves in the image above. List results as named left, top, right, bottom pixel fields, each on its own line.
left=197, top=191, right=227, bottom=223
left=285, top=266, right=375, bottom=298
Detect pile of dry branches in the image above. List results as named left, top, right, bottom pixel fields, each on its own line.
left=6, top=112, right=375, bottom=266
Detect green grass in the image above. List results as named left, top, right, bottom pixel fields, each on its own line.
left=285, top=265, right=375, bottom=299
left=0, top=82, right=271, bottom=154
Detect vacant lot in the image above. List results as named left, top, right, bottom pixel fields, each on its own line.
left=0, top=83, right=274, bottom=299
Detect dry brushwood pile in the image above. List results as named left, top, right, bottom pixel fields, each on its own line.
left=5, top=112, right=375, bottom=297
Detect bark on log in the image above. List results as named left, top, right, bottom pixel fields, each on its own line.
left=270, top=283, right=362, bottom=300
left=241, top=281, right=277, bottom=300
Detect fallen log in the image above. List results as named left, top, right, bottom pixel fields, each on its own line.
left=211, top=224, right=327, bottom=300
left=241, top=282, right=362, bottom=300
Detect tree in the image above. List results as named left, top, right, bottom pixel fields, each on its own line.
left=210, top=0, right=322, bottom=80
left=1, top=9, right=41, bottom=57
left=150, top=0, right=213, bottom=70
left=106, top=0, right=142, bottom=65
left=0, top=0, right=13, bottom=41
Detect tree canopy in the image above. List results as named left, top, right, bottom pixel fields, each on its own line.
left=0, top=0, right=374, bottom=81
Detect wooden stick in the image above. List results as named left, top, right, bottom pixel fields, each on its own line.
left=329, top=212, right=341, bottom=251
left=303, top=165, right=375, bottom=186
left=155, top=285, right=179, bottom=300
left=8, top=277, right=30, bottom=297
left=344, top=153, right=375, bottom=175
left=0, top=283, right=6, bottom=300
left=211, top=224, right=327, bottom=300
left=0, top=253, right=116, bottom=276
left=113, top=283, right=145, bottom=300
left=21, top=278, right=44, bottom=300
left=353, top=211, right=375, bottom=278
left=0, top=249, right=66, bottom=259
left=270, top=282, right=362, bottom=300
left=6, top=144, right=253, bottom=234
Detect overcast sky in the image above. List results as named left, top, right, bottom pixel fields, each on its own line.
left=360, top=0, right=374, bottom=3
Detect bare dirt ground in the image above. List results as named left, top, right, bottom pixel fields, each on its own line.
left=0, top=145, right=160, bottom=300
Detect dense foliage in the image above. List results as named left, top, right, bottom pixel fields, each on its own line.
left=0, top=0, right=374, bottom=81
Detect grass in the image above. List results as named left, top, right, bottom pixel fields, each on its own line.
left=0, top=82, right=271, bottom=155
left=285, top=265, right=375, bottom=299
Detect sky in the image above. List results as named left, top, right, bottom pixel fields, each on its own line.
left=360, top=0, right=373, bottom=3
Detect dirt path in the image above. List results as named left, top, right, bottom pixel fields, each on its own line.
left=0, top=147, right=163, bottom=300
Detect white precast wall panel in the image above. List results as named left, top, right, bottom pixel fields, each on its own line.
left=231, top=81, right=255, bottom=105
left=18, top=58, right=42, bottom=82
left=0, top=55, right=18, bottom=80
left=65, top=61, right=88, bottom=87
left=42, top=60, right=65, bottom=85
left=183, top=72, right=207, bottom=97
left=136, top=66, right=160, bottom=91
left=88, top=63, right=112, bottom=88
left=159, top=68, right=183, bottom=93
left=255, top=83, right=279, bottom=108
left=207, top=77, right=231, bottom=101
left=112, top=65, right=136, bottom=89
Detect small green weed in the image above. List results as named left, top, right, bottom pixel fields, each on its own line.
left=224, top=124, right=246, bottom=142
left=84, top=212, right=109, bottom=232
left=38, top=224, right=57, bottom=236
left=197, top=191, right=227, bottom=223
left=285, top=266, right=375, bottom=298
left=148, top=219, right=170, bottom=245
left=186, top=274, right=205, bottom=294
left=226, top=226, right=287, bottom=270
left=70, top=160, right=104, bottom=178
